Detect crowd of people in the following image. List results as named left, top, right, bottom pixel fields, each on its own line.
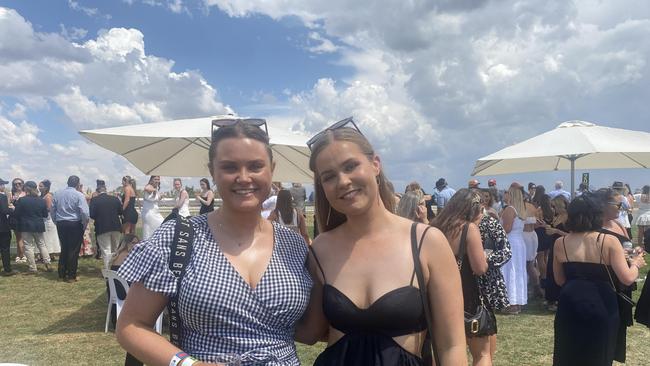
left=2, top=118, right=650, bottom=366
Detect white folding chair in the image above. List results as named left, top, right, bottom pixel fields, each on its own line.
left=102, top=269, right=163, bottom=334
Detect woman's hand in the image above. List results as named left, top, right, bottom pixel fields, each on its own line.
left=630, top=255, right=647, bottom=269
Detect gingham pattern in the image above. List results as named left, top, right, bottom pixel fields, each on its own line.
left=118, top=215, right=312, bottom=365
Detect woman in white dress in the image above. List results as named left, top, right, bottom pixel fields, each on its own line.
left=141, top=176, right=164, bottom=240
left=173, top=178, right=190, bottom=217
left=500, top=183, right=528, bottom=314
left=39, top=180, right=60, bottom=259
left=634, top=185, right=650, bottom=247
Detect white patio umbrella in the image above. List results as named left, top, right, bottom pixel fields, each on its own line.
left=79, top=116, right=313, bottom=183
left=472, top=120, right=650, bottom=196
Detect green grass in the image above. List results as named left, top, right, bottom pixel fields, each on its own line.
left=2, top=224, right=649, bottom=365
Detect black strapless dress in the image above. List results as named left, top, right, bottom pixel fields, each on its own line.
left=122, top=195, right=138, bottom=224
left=553, top=262, right=619, bottom=366
left=310, top=249, right=427, bottom=366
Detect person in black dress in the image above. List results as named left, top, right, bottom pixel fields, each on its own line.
left=120, top=176, right=138, bottom=234
left=543, top=195, right=569, bottom=311
left=195, top=178, right=214, bottom=215
left=552, top=194, right=645, bottom=366
left=299, top=119, right=467, bottom=365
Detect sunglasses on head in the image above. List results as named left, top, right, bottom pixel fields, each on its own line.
left=211, top=118, right=269, bottom=139
left=608, top=201, right=623, bottom=209
left=306, top=117, right=363, bottom=150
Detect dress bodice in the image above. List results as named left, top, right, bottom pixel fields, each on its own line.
left=142, top=191, right=159, bottom=211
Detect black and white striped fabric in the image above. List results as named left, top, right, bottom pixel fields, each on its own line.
left=118, top=215, right=313, bottom=365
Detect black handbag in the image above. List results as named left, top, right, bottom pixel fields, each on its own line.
left=457, top=224, right=497, bottom=337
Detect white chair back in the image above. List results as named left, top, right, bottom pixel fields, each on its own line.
left=101, top=269, right=163, bottom=334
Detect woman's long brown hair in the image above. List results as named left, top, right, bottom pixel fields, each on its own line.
left=308, top=127, right=395, bottom=233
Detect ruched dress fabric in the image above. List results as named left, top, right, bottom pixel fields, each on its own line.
left=310, top=249, right=427, bottom=366
left=141, top=191, right=164, bottom=240
left=501, top=209, right=528, bottom=306
left=118, top=217, right=312, bottom=365
left=553, top=256, right=619, bottom=365
left=121, top=195, right=138, bottom=225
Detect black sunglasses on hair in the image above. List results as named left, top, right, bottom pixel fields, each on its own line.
left=211, top=118, right=269, bottom=138
left=306, top=117, right=363, bottom=150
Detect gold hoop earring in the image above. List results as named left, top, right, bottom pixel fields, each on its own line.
left=326, top=206, right=332, bottom=226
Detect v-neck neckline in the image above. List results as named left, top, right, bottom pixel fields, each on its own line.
left=208, top=221, right=277, bottom=292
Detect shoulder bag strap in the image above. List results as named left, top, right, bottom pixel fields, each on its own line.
left=410, top=223, right=440, bottom=366
left=168, top=215, right=194, bottom=347
left=457, top=223, right=470, bottom=269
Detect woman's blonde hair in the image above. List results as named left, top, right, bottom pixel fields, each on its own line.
left=507, top=186, right=527, bottom=219
left=309, top=127, right=395, bottom=233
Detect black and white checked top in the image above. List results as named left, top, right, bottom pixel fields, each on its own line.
left=118, top=214, right=313, bottom=365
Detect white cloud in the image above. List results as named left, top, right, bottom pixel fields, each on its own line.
left=0, top=115, right=42, bottom=152
left=307, top=32, right=338, bottom=54
left=59, top=23, right=88, bottom=41
left=8, top=103, right=27, bottom=119
left=0, top=8, right=231, bottom=128
left=67, top=0, right=111, bottom=20
left=203, top=0, right=650, bottom=187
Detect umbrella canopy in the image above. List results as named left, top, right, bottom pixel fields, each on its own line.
left=472, top=120, right=650, bottom=194
left=79, top=116, right=313, bottom=183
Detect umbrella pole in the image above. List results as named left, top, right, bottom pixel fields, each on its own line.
left=570, top=157, right=575, bottom=200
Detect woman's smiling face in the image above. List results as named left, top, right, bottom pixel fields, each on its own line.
left=211, top=136, right=273, bottom=213
left=314, top=140, right=380, bottom=217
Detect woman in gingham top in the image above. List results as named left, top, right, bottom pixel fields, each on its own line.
left=116, top=121, right=313, bottom=366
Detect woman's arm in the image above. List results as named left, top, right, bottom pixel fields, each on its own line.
left=552, top=238, right=566, bottom=286
left=143, top=184, right=156, bottom=193
left=298, top=213, right=312, bottom=245
left=117, top=283, right=194, bottom=365
left=44, top=194, right=53, bottom=211
left=422, top=227, right=468, bottom=365
left=608, top=236, right=645, bottom=286
left=466, top=223, right=488, bottom=275
left=501, top=206, right=515, bottom=233
left=174, top=191, right=188, bottom=209
left=294, top=247, right=328, bottom=344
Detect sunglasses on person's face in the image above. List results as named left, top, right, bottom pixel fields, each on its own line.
left=608, top=201, right=623, bottom=209
left=13, top=182, right=23, bottom=186
left=211, top=118, right=269, bottom=139
left=306, top=117, right=363, bottom=151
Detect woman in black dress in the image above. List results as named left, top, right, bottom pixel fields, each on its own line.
left=552, top=194, right=645, bottom=366
left=433, top=189, right=491, bottom=366
left=300, top=118, right=467, bottom=366
left=543, top=195, right=569, bottom=310
left=121, top=176, right=138, bottom=234
left=195, top=178, right=214, bottom=215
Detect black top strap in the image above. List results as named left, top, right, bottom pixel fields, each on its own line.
left=308, top=246, right=327, bottom=284
left=456, top=223, right=470, bottom=269
left=597, top=232, right=605, bottom=264
left=562, top=237, right=569, bottom=262
left=410, top=225, right=432, bottom=286
left=409, top=222, right=440, bottom=366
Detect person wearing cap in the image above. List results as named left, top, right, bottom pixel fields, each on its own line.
left=487, top=179, right=503, bottom=214
left=13, top=181, right=51, bottom=273
left=52, top=175, right=90, bottom=282
left=548, top=181, right=571, bottom=201
left=432, top=177, right=456, bottom=214
left=0, top=178, right=16, bottom=275
left=89, top=180, right=123, bottom=269
left=468, top=179, right=480, bottom=189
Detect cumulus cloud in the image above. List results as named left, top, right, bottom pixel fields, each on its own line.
left=0, top=115, right=42, bottom=152
left=0, top=7, right=231, bottom=129
left=204, top=0, right=650, bottom=187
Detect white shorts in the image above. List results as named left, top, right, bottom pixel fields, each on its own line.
left=522, top=231, right=538, bottom=261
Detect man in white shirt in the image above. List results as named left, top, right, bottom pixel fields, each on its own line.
left=548, top=181, right=571, bottom=201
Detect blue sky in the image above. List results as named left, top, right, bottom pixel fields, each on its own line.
left=1, top=0, right=650, bottom=194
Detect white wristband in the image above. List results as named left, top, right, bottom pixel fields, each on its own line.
left=180, top=356, right=198, bottom=366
